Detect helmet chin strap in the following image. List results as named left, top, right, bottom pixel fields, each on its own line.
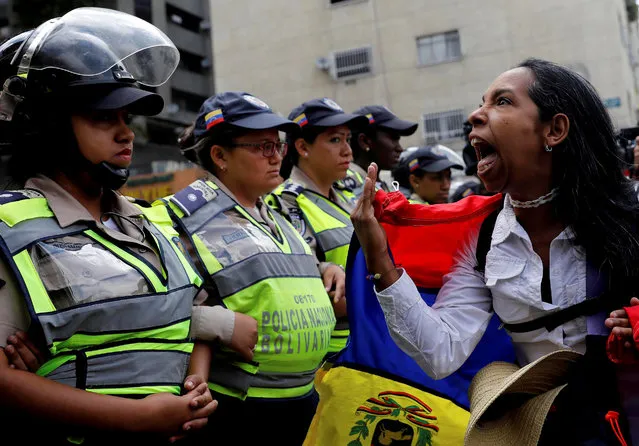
left=54, top=120, right=130, bottom=191
left=89, top=161, right=130, bottom=191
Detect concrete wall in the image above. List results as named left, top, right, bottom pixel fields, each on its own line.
left=209, top=0, right=639, bottom=150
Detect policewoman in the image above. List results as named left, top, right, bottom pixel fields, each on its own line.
left=336, top=105, right=418, bottom=198
left=392, top=146, right=463, bottom=205
left=268, top=98, right=368, bottom=356
left=160, top=91, right=340, bottom=445
left=0, top=8, right=216, bottom=444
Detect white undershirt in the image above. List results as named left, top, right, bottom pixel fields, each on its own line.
left=102, top=217, right=122, bottom=233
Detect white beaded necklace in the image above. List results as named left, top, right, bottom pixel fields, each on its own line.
left=509, top=188, right=559, bottom=209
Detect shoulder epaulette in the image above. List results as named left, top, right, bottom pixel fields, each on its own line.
left=0, top=189, right=44, bottom=205
left=281, top=181, right=305, bottom=197
left=170, top=179, right=219, bottom=217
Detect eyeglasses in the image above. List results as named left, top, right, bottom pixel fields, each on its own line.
left=230, top=141, right=288, bottom=158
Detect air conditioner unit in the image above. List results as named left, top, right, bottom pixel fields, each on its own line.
left=327, top=46, right=373, bottom=81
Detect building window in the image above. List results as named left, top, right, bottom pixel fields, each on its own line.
left=422, top=109, right=465, bottom=143
left=179, top=48, right=210, bottom=74
left=134, top=0, right=152, bottom=23
left=172, top=88, right=208, bottom=113
left=166, top=4, right=202, bottom=33
left=417, top=30, right=461, bottom=66
left=329, top=46, right=373, bottom=81
left=329, top=0, right=366, bottom=5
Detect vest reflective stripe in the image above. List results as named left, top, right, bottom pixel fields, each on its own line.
left=0, top=196, right=199, bottom=397
left=91, top=385, right=182, bottom=396
left=42, top=348, right=190, bottom=390
left=12, top=249, right=56, bottom=313
left=207, top=361, right=317, bottom=393
left=169, top=180, right=335, bottom=399
left=136, top=203, right=204, bottom=289
left=0, top=218, right=86, bottom=254
left=315, top=226, right=353, bottom=253
left=213, top=253, right=319, bottom=299
left=85, top=230, right=168, bottom=292
left=0, top=197, right=53, bottom=227
left=44, top=307, right=192, bottom=355
left=295, top=194, right=352, bottom=267
left=272, top=182, right=353, bottom=353
left=191, top=233, right=224, bottom=274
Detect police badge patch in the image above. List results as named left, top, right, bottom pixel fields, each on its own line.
left=288, top=207, right=306, bottom=235
left=243, top=94, right=270, bottom=109
left=322, top=98, right=343, bottom=111
left=342, top=177, right=358, bottom=190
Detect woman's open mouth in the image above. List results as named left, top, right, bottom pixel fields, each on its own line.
left=471, top=138, right=499, bottom=175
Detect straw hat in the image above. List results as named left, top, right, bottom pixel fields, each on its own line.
left=465, top=349, right=583, bottom=446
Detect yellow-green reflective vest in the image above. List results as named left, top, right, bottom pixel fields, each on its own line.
left=334, top=167, right=389, bottom=199
left=159, top=180, right=335, bottom=400
left=334, top=168, right=366, bottom=198
left=268, top=180, right=353, bottom=353
left=0, top=191, right=202, bottom=396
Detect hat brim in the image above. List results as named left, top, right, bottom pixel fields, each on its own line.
left=378, top=117, right=419, bottom=136
left=314, top=113, right=369, bottom=129
left=415, top=159, right=463, bottom=173
left=231, top=113, right=299, bottom=133
left=465, top=385, right=567, bottom=446
left=84, top=87, right=164, bottom=116
left=465, top=350, right=582, bottom=446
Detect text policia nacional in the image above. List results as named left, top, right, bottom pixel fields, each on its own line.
left=260, top=294, right=336, bottom=354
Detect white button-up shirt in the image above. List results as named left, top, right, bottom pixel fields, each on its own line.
left=376, top=195, right=588, bottom=379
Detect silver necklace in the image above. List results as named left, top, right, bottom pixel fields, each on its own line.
left=509, top=188, right=559, bottom=209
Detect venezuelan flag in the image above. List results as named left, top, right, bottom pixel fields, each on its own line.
left=305, top=192, right=515, bottom=446
left=205, top=109, right=224, bottom=129
left=409, top=158, right=420, bottom=171
left=366, top=113, right=375, bottom=124
left=293, top=113, right=309, bottom=127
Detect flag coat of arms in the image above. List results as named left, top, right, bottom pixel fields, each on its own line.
left=304, top=191, right=516, bottom=446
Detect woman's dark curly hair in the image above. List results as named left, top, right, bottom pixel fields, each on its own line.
left=519, top=58, right=639, bottom=300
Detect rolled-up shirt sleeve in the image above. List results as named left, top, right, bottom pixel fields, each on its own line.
left=190, top=305, right=235, bottom=344
left=375, top=235, right=494, bottom=379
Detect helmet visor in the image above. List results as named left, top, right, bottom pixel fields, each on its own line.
left=17, top=7, right=179, bottom=87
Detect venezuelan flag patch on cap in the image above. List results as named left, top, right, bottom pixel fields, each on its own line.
left=409, top=158, right=420, bottom=172
left=205, top=109, right=224, bottom=129
left=366, top=113, right=375, bottom=124
left=293, top=113, right=308, bottom=127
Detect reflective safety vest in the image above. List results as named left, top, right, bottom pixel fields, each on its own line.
left=0, top=191, right=202, bottom=397
left=269, top=180, right=353, bottom=353
left=334, top=168, right=366, bottom=198
left=334, top=166, right=389, bottom=199
left=159, top=180, right=336, bottom=400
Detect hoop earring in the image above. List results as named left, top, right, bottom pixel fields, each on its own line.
left=544, top=144, right=553, bottom=152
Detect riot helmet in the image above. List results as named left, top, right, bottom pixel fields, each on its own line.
left=0, top=8, right=180, bottom=189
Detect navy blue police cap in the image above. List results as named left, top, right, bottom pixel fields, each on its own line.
left=288, top=98, right=369, bottom=130
left=353, top=105, right=418, bottom=136
left=193, top=91, right=298, bottom=139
